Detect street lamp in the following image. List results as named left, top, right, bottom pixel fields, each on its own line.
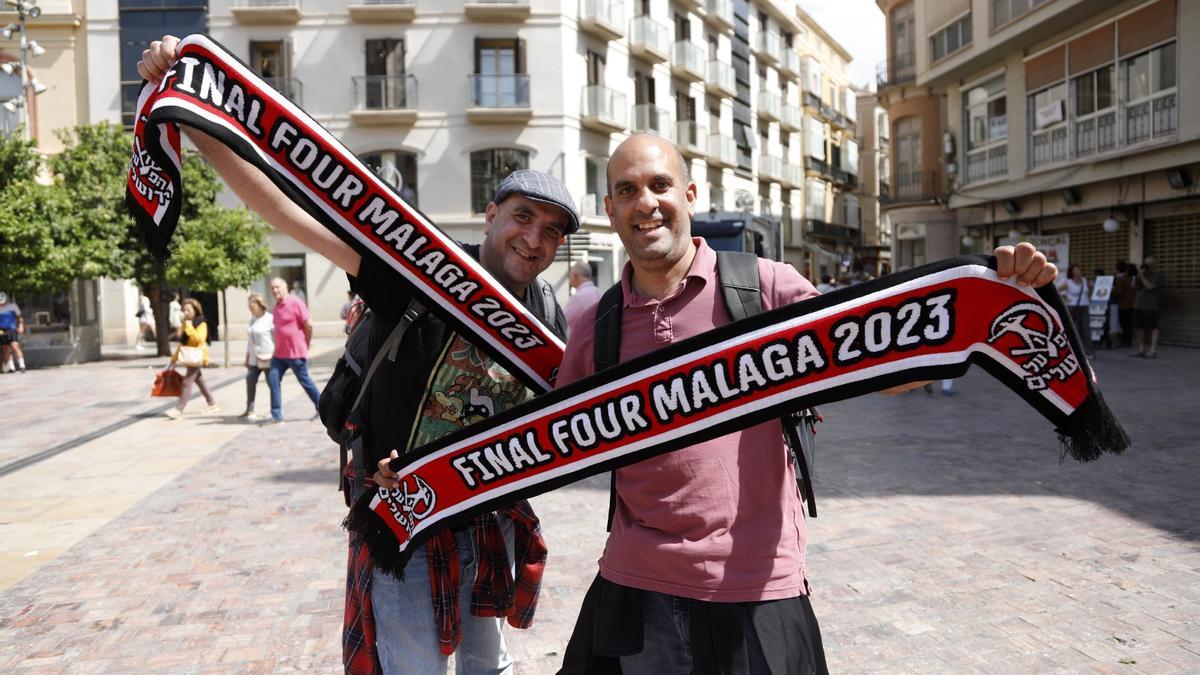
left=1, top=0, right=46, bottom=141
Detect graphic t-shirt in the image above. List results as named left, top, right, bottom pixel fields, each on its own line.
left=409, top=335, right=532, bottom=448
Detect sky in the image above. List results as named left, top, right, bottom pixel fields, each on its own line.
left=799, top=0, right=886, bottom=91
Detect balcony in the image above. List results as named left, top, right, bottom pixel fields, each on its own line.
left=756, top=90, right=781, bottom=122
left=882, top=171, right=938, bottom=205
left=1030, top=124, right=1068, bottom=169
left=806, top=218, right=858, bottom=242
left=780, top=103, right=802, bottom=132
left=964, top=145, right=1007, bottom=184
left=1125, top=91, right=1177, bottom=146
left=702, top=0, right=733, bottom=33
left=804, top=155, right=833, bottom=182
left=347, top=0, right=415, bottom=23
left=802, top=91, right=822, bottom=113
left=350, top=75, right=417, bottom=126
left=779, top=49, right=801, bottom=81
left=464, top=0, right=530, bottom=21
left=581, top=84, right=626, bottom=134
left=831, top=166, right=856, bottom=188
left=670, top=41, right=705, bottom=82
left=1073, top=110, right=1117, bottom=158
left=467, top=73, right=532, bottom=123
left=578, top=0, right=624, bottom=41
left=674, top=120, right=707, bottom=158
left=758, top=153, right=783, bottom=182
left=705, top=59, right=736, bottom=98
left=628, top=16, right=670, bottom=63
left=754, top=31, right=781, bottom=65
left=875, top=52, right=915, bottom=89
left=707, top=132, right=736, bottom=167
left=632, top=103, right=670, bottom=136
left=675, top=0, right=701, bottom=11
left=262, top=77, right=303, bottom=106
left=230, top=0, right=301, bottom=24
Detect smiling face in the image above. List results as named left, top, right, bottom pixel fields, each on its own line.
left=479, top=194, right=567, bottom=296
left=605, top=134, right=697, bottom=274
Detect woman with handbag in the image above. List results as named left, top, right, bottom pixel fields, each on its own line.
left=165, top=298, right=218, bottom=419
left=241, top=293, right=275, bottom=420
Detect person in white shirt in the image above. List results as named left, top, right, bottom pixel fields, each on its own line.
left=563, top=261, right=602, bottom=334
left=242, top=293, right=276, bottom=419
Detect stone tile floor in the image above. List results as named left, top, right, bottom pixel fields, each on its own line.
left=0, top=342, right=1196, bottom=673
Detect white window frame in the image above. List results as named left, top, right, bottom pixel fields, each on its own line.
left=929, top=11, right=972, bottom=64
left=1027, top=81, right=1068, bottom=169
left=1120, top=40, right=1177, bottom=147
left=1070, top=64, right=1116, bottom=158
left=963, top=74, right=1007, bottom=184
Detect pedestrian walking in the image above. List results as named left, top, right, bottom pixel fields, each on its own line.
left=265, top=277, right=321, bottom=423
left=1062, top=265, right=1095, bottom=358
left=168, top=292, right=184, bottom=341
left=563, top=261, right=601, bottom=334
left=242, top=293, right=275, bottom=420
left=165, top=298, right=218, bottom=419
left=0, top=291, right=26, bottom=373
left=1133, top=256, right=1165, bottom=359
left=134, top=291, right=157, bottom=351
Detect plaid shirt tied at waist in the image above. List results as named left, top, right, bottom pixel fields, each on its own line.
left=344, top=491, right=547, bottom=673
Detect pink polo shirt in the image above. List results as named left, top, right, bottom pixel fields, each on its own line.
left=272, top=294, right=311, bottom=359
left=556, top=239, right=819, bottom=602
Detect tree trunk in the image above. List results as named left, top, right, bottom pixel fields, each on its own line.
left=150, top=265, right=172, bottom=358
left=222, top=289, right=230, bottom=368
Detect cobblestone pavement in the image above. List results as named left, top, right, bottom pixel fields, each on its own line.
left=0, top=343, right=1196, bottom=673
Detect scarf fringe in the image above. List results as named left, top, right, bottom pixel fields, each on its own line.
left=342, top=492, right=410, bottom=581
left=1056, top=387, right=1130, bottom=462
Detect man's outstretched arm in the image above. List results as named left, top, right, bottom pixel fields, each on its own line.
left=138, top=35, right=361, bottom=276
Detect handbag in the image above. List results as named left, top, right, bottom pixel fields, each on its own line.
left=256, top=354, right=272, bottom=370
left=177, top=345, right=206, bottom=368
left=151, top=368, right=183, bottom=397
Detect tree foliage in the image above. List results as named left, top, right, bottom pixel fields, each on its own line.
left=0, top=122, right=274, bottom=354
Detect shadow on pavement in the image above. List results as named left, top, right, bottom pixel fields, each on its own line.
left=813, top=346, right=1200, bottom=542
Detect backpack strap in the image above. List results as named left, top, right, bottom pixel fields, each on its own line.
left=715, top=251, right=762, bottom=321
left=593, top=283, right=625, bottom=531
left=349, top=298, right=425, bottom=417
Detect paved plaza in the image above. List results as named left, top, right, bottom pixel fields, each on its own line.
left=0, top=340, right=1197, bottom=673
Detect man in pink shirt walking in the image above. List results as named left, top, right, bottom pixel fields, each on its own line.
left=267, top=277, right=321, bottom=423
left=557, top=134, right=1058, bottom=673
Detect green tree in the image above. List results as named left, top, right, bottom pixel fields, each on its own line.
left=0, top=133, right=79, bottom=296
left=167, top=204, right=271, bottom=365
left=50, top=122, right=271, bottom=357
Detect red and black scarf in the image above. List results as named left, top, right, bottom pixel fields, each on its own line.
left=126, top=34, right=562, bottom=392
left=123, top=35, right=1129, bottom=580
left=345, top=257, right=1129, bottom=577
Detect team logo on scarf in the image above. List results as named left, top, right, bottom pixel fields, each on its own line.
left=345, top=260, right=1130, bottom=577
left=989, top=302, right=1080, bottom=391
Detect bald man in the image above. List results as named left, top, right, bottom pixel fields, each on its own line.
left=563, top=261, right=601, bottom=333
left=556, top=134, right=1058, bottom=673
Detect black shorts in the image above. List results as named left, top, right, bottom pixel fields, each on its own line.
left=0, top=332, right=14, bottom=345
left=1134, top=309, right=1159, bottom=330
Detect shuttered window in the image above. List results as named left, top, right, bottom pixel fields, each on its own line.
left=1041, top=221, right=1127, bottom=277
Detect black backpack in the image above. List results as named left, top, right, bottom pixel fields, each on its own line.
left=592, top=251, right=821, bottom=529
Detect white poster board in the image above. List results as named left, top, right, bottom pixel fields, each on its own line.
left=1090, top=275, right=1114, bottom=342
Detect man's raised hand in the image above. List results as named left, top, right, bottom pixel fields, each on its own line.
left=136, top=35, right=181, bottom=86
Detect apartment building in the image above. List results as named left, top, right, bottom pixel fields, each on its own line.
left=878, top=0, right=1199, bottom=344
left=788, top=6, right=859, bottom=279
left=854, top=89, right=891, bottom=276
left=177, top=0, right=866, bottom=332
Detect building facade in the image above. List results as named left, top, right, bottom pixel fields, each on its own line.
left=854, top=89, right=892, bottom=277
left=878, top=0, right=1199, bottom=345
left=196, top=0, right=865, bottom=336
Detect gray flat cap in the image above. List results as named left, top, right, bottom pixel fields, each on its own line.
left=494, top=169, right=581, bottom=235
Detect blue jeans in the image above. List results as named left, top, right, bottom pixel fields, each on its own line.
left=371, top=519, right=516, bottom=675
left=268, top=356, right=321, bottom=421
